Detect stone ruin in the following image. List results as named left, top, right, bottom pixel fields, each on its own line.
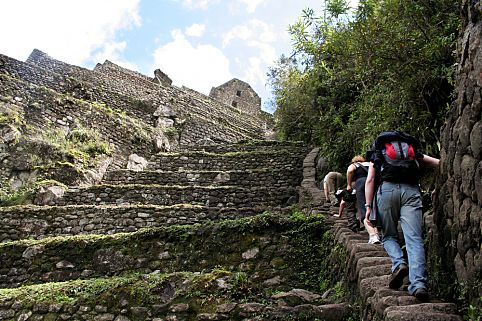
left=0, top=48, right=274, bottom=191
left=209, top=78, right=262, bottom=116
left=0, top=4, right=481, bottom=315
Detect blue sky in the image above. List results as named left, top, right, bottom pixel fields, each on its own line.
left=0, top=0, right=358, bottom=112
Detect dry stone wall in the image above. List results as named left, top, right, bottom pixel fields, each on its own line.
left=180, top=140, right=306, bottom=153
left=0, top=214, right=355, bottom=321
left=0, top=141, right=308, bottom=242
left=2, top=53, right=158, bottom=126
left=0, top=204, right=265, bottom=242
left=102, top=168, right=298, bottom=187
left=0, top=214, right=326, bottom=291
left=25, top=49, right=268, bottom=145
left=147, top=150, right=307, bottom=171
left=0, top=270, right=351, bottom=321
left=55, top=184, right=297, bottom=207
left=0, top=65, right=156, bottom=171
left=209, top=79, right=261, bottom=116
left=1, top=49, right=275, bottom=191
left=430, top=0, right=482, bottom=309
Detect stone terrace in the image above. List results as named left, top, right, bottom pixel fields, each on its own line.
left=0, top=141, right=309, bottom=240
left=0, top=142, right=361, bottom=321
left=24, top=49, right=267, bottom=144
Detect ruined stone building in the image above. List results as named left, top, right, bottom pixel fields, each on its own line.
left=209, top=78, right=262, bottom=116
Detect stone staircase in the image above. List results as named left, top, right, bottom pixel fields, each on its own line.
left=0, top=48, right=467, bottom=320
left=0, top=144, right=466, bottom=320
left=328, top=214, right=463, bottom=321
left=0, top=142, right=363, bottom=321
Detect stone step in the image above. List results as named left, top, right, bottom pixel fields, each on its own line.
left=102, top=168, right=301, bottom=187
left=0, top=271, right=352, bottom=321
left=384, top=303, right=463, bottom=321
left=0, top=204, right=272, bottom=242
left=0, top=213, right=327, bottom=289
left=147, top=149, right=308, bottom=171
left=296, top=147, right=464, bottom=321
left=55, top=184, right=298, bottom=207
left=179, top=140, right=308, bottom=153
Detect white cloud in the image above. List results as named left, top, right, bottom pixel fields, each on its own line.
left=0, top=0, right=141, bottom=65
left=222, top=19, right=277, bottom=47
left=243, top=56, right=264, bottom=86
left=238, top=0, right=266, bottom=13
left=152, top=29, right=232, bottom=94
left=221, top=19, right=277, bottom=92
left=185, top=24, right=206, bottom=37
left=177, top=0, right=219, bottom=10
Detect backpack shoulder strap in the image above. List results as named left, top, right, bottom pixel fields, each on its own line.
left=354, top=162, right=369, bottom=172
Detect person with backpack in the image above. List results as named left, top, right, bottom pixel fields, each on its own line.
left=346, top=155, right=380, bottom=244
left=364, top=131, right=439, bottom=301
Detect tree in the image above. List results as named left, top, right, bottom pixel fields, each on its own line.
left=268, top=0, right=459, bottom=170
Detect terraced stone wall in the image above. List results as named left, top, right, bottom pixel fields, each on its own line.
left=430, top=0, right=482, bottom=309
left=0, top=62, right=156, bottom=175
left=102, top=168, right=296, bottom=187
left=56, top=184, right=297, bottom=207
left=147, top=149, right=308, bottom=171
left=181, top=141, right=305, bottom=153
left=0, top=205, right=265, bottom=242
left=2, top=53, right=158, bottom=126
left=94, top=60, right=158, bottom=88
left=0, top=215, right=328, bottom=291
left=24, top=49, right=267, bottom=145
left=1, top=49, right=274, bottom=192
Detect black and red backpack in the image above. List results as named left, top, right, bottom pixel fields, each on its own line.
left=367, top=130, right=424, bottom=185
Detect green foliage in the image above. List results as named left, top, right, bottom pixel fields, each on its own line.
left=43, top=125, right=111, bottom=165
left=0, top=107, right=24, bottom=127
left=0, top=184, right=33, bottom=206
left=163, top=127, right=179, bottom=139
left=466, top=299, right=482, bottom=321
left=269, top=0, right=459, bottom=171
left=284, top=214, right=331, bottom=291
left=289, top=204, right=307, bottom=221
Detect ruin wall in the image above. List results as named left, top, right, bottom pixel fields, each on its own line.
left=209, top=79, right=261, bottom=116
left=25, top=50, right=267, bottom=143
left=430, top=0, right=482, bottom=307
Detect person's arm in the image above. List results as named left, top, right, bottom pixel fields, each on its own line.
left=346, top=164, right=355, bottom=191
left=419, top=154, right=440, bottom=168
left=364, top=163, right=376, bottom=227
left=323, top=180, right=328, bottom=201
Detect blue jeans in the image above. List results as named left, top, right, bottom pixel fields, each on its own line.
left=376, top=182, right=427, bottom=294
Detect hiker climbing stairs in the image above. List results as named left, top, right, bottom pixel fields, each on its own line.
left=299, top=149, right=464, bottom=321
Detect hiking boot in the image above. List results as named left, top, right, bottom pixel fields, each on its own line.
left=400, top=276, right=410, bottom=291
left=389, top=263, right=408, bottom=289
left=413, top=288, right=429, bottom=302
